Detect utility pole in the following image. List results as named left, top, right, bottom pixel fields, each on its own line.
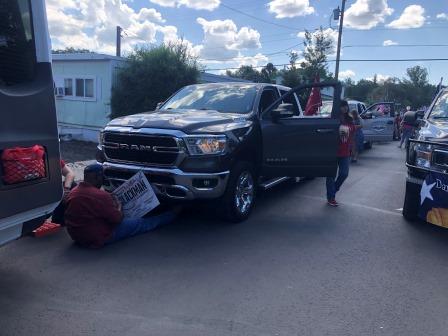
left=116, top=26, right=122, bottom=57
left=334, top=0, right=346, bottom=81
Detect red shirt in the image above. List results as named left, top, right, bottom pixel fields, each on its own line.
left=65, top=182, right=122, bottom=248
left=337, top=123, right=356, bottom=157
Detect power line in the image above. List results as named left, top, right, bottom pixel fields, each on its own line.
left=206, top=58, right=448, bottom=71
left=220, top=2, right=301, bottom=31
left=343, top=44, right=448, bottom=48
left=198, top=42, right=304, bottom=62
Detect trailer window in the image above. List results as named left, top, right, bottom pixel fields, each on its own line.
left=0, top=0, right=36, bottom=87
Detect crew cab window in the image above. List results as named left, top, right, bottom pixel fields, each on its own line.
left=0, top=0, right=36, bottom=87
left=259, top=88, right=279, bottom=114
left=429, top=91, right=448, bottom=119
left=279, top=89, right=300, bottom=115
left=373, top=103, right=392, bottom=118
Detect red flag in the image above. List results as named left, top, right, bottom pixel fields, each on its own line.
left=304, top=74, right=322, bottom=116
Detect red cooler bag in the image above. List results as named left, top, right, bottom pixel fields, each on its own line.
left=1, top=145, right=46, bottom=184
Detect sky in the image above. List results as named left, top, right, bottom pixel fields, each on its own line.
left=46, top=0, right=448, bottom=84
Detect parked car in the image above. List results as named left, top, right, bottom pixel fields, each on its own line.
left=319, top=100, right=396, bottom=148
left=403, top=88, right=448, bottom=221
left=97, top=82, right=342, bottom=222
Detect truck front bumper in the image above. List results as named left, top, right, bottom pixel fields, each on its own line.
left=102, top=162, right=229, bottom=201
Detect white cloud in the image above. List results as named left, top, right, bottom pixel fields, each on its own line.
left=267, top=0, right=314, bottom=19
left=383, top=39, right=398, bottom=46
left=156, top=25, right=201, bottom=57
left=150, top=0, right=220, bottom=11
left=196, top=17, right=261, bottom=61
left=47, top=0, right=214, bottom=56
left=436, top=13, right=448, bottom=20
left=366, top=74, right=391, bottom=82
left=235, top=53, right=269, bottom=67
left=136, top=8, right=165, bottom=23
left=387, top=5, right=425, bottom=29
left=149, top=0, right=177, bottom=6
left=345, top=0, right=393, bottom=29
left=46, top=0, right=181, bottom=55
left=339, top=70, right=356, bottom=79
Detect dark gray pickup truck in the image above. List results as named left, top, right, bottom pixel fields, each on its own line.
left=403, top=87, right=448, bottom=222
left=97, top=82, right=342, bottom=221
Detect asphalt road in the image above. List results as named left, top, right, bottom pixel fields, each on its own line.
left=2, top=142, right=448, bottom=336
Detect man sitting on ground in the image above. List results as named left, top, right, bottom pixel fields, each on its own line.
left=64, top=164, right=176, bottom=248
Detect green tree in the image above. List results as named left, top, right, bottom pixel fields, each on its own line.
left=111, top=43, right=200, bottom=118
left=300, top=27, right=334, bottom=81
left=261, top=63, right=278, bottom=83
left=280, top=51, right=303, bottom=88
left=404, top=65, right=429, bottom=87
left=226, top=65, right=264, bottom=82
left=52, top=47, right=93, bottom=54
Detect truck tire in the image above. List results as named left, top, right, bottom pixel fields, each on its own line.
left=403, top=180, right=420, bottom=221
left=221, top=162, right=256, bottom=223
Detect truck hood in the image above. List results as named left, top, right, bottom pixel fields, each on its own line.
left=418, top=119, right=448, bottom=142
left=107, top=109, right=250, bottom=133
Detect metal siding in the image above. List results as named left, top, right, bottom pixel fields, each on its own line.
left=52, top=60, right=112, bottom=128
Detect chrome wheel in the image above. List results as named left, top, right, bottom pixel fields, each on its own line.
left=235, top=171, right=254, bottom=214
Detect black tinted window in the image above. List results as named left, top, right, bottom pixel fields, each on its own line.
left=0, top=0, right=35, bottom=87
left=280, top=89, right=300, bottom=115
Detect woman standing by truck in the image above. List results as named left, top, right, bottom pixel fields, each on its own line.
left=350, top=109, right=364, bottom=163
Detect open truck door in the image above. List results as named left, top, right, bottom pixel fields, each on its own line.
left=260, top=82, right=341, bottom=178
left=0, top=0, right=62, bottom=245
left=361, top=102, right=395, bottom=142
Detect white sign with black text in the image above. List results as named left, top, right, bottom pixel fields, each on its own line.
left=112, top=171, right=159, bottom=219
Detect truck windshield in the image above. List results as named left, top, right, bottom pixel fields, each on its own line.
left=429, top=91, right=448, bottom=119
left=161, top=84, right=257, bottom=114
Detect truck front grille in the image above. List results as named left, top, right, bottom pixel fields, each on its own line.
left=103, top=132, right=181, bottom=166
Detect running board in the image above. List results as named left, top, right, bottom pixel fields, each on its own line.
left=259, top=177, right=292, bottom=190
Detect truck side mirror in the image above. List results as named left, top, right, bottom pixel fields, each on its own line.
left=271, top=103, right=294, bottom=121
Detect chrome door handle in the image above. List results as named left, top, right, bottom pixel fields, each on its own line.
left=316, top=129, right=334, bottom=133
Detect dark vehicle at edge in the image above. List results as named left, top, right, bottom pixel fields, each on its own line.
left=403, top=87, right=448, bottom=221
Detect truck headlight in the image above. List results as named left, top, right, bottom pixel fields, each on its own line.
left=185, top=136, right=227, bottom=155
left=414, top=143, right=432, bottom=168
left=98, top=131, right=104, bottom=146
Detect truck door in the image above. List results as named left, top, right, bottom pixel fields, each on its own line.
left=0, top=0, right=62, bottom=243
left=361, top=102, right=395, bottom=142
left=260, top=82, right=341, bottom=177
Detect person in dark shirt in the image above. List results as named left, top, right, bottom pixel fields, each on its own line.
left=64, top=164, right=176, bottom=248
left=326, top=100, right=361, bottom=207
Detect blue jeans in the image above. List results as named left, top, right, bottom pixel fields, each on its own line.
left=400, top=128, right=412, bottom=148
left=326, top=157, right=350, bottom=201
left=106, top=211, right=175, bottom=244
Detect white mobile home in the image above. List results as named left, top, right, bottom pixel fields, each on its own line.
left=52, top=53, right=126, bottom=142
